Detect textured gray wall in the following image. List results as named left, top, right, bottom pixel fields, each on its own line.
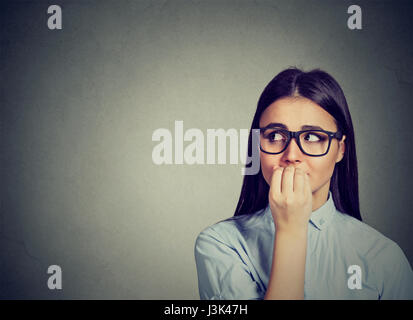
left=1, top=0, right=412, bottom=299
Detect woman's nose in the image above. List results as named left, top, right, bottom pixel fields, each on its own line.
left=281, top=138, right=303, bottom=163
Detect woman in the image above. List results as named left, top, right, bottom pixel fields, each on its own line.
left=194, top=67, right=413, bottom=299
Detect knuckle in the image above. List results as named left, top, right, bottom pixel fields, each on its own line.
left=284, top=196, right=294, bottom=206
left=275, top=167, right=284, bottom=173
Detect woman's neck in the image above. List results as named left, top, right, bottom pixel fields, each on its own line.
left=312, top=182, right=330, bottom=211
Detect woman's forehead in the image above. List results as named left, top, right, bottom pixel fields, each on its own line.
left=259, top=97, right=338, bottom=131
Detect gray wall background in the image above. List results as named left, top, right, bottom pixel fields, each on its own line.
left=1, top=0, right=412, bottom=299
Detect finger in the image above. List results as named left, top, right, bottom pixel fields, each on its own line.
left=270, top=166, right=283, bottom=197
left=293, top=168, right=305, bottom=194
left=304, top=173, right=312, bottom=197
left=281, top=165, right=295, bottom=195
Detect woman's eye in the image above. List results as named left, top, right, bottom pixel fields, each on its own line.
left=268, top=131, right=284, bottom=141
left=304, top=132, right=325, bottom=142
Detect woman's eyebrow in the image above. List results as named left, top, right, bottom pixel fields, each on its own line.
left=301, top=124, right=324, bottom=130
left=260, top=122, right=325, bottom=130
left=259, top=122, right=287, bottom=130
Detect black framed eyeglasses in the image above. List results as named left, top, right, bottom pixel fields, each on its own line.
left=259, top=127, right=343, bottom=157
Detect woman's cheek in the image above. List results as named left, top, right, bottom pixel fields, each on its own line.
left=261, top=157, right=277, bottom=186
left=307, top=174, right=314, bottom=192
left=263, top=166, right=272, bottom=186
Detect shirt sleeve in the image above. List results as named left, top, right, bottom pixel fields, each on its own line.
left=194, top=227, right=264, bottom=300
left=374, top=241, right=413, bottom=300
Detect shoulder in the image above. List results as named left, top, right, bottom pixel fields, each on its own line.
left=194, top=219, right=242, bottom=251
left=333, top=210, right=397, bottom=256
left=194, top=208, right=267, bottom=251
left=333, top=210, right=412, bottom=274
left=333, top=211, right=413, bottom=298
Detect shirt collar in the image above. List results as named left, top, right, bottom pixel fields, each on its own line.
left=264, top=191, right=335, bottom=231
left=309, top=191, right=335, bottom=230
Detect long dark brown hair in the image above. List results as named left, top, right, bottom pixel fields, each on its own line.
left=233, top=67, right=362, bottom=221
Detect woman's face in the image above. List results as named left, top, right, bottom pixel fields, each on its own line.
left=259, top=96, right=346, bottom=209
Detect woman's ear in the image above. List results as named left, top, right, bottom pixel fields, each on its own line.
left=335, top=135, right=346, bottom=163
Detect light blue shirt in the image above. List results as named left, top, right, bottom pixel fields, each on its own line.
left=194, top=192, right=413, bottom=299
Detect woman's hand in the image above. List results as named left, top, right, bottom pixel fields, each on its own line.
left=268, top=165, right=313, bottom=233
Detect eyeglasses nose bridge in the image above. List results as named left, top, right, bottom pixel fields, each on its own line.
left=285, top=131, right=302, bottom=150
left=290, top=131, right=301, bottom=140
